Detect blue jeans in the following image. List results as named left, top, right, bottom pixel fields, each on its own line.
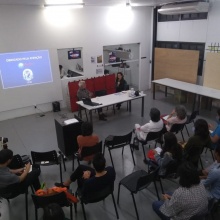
left=152, top=200, right=170, bottom=220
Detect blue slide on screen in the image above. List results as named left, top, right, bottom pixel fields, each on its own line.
left=0, top=50, right=53, bottom=89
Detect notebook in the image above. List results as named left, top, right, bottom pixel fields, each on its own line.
left=82, top=98, right=101, bottom=106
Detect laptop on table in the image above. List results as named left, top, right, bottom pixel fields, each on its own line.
left=82, top=98, right=101, bottom=106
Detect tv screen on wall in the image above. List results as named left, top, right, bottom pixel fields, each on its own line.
left=68, top=50, right=81, bottom=60
left=0, top=50, right=53, bottom=89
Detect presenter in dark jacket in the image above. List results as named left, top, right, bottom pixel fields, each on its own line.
left=116, top=72, right=127, bottom=110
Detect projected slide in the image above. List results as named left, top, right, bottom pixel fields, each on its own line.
left=0, top=50, right=53, bottom=89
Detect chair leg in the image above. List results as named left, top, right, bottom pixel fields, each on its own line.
left=61, top=153, right=66, bottom=171
left=108, top=149, right=115, bottom=169
left=59, top=163, right=63, bottom=183
left=122, top=146, right=124, bottom=155
left=153, top=181, right=160, bottom=200
left=185, top=125, right=190, bottom=137
left=131, top=193, right=139, bottom=220
left=129, top=145, right=136, bottom=166
left=25, top=191, right=28, bottom=220
left=35, top=208, right=38, bottom=220
left=70, top=204, right=73, bottom=220
left=81, top=202, right=87, bottom=220
left=117, top=183, right=121, bottom=204
left=141, top=144, right=146, bottom=161
left=158, top=178, right=164, bottom=194
left=181, top=131, right=185, bottom=142
left=72, top=156, right=75, bottom=171
left=111, top=193, right=119, bottom=219
left=200, top=156, right=204, bottom=170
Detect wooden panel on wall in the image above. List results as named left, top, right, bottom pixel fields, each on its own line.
left=203, top=53, right=220, bottom=90
left=154, top=48, right=199, bottom=84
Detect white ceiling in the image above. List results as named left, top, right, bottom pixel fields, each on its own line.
left=0, top=0, right=198, bottom=7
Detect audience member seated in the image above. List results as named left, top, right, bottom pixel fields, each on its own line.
left=163, top=105, right=187, bottom=132
left=43, top=203, right=69, bottom=220
left=149, top=132, right=183, bottom=176
left=115, top=72, right=127, bottom=110
left=200, top=144, right=220, bottom=200
left=152, top=162, right=208, bottom=220
left=209, top=108, right=220, bottom=149
left=55, top=153, right=115, bottom=196
left=0, top=149, right=41, bottom=192
left=77, top=81, right=107, bottom=121
left=184, top=119, right=211, bottom=167
left=134, top=108, right=164, bottom=141
left=77, top=122, right=99, bottom=163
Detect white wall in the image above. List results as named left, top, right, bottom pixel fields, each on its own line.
left=0, top=5, right=153, bottom=121
left=156, top=0, right=220, bottom=85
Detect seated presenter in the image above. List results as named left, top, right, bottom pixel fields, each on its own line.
left=77, top=81, right=107, bottom=121
left=115, top=72, right=127, bottom=110
left=55, top=153, right=115, bottom=196
left=77, top=122, right=99, bottom=163
left=0, top=149, right=41, bottom=192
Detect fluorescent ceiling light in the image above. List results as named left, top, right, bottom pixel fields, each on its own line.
left=44, top=3, right=84, bottom=8
left=44, top=0, right=84, bottom=8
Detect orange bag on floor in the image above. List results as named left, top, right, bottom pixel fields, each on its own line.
left=35, top=186, right=78, bottom=203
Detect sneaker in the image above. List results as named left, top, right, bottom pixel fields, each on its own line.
left=55, top=182, right=69, bottom=189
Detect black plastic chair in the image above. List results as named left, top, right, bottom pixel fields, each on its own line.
left=0, top=183, right=30, bottom=220
left=183, top=145, right=204, bottom=169
left=184, top=110, right=199, bottom=136
left=72, top=141, right=102, bottom=171
left=170, top=123, right=185, bottom=142
left=31, top=150, right=66, bottom=182
left=117, top=168, right=160, bottom=220
left=139, top=130, right=163, bottom=161
left=32, top=191, right=75, bottom=220
left=158, top=159, right=180, bottom=194
left=76, top=184, right=119, bottom=220
left=8, top=154, right=27, bottom=169
left=103, top=132, right=135, bottom=169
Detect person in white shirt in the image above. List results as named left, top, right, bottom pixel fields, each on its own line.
left=134, top=108, right=164, bottom=141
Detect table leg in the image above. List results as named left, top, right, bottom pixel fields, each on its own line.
left=141, top=96, right=144, bottom=117
left=79, top=106, right=82, bottom=118
left=165, top=86, right=167, bottom=97
left=153, top=83, right=155, bottom=100
left=89, top=110, right=93, bottom=125
left=192, top=94, right=197, bottom=112
left=129, top=101, right=131, bottom=112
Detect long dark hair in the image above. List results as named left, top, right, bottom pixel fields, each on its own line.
left=160, top=132, right=182, bottom=161
left=116, top=72, right=124, bottom=82
left=194, top=119, right=209, bottom=140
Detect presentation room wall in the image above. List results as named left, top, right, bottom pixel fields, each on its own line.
left=156, top=0, right=220, bottom=85
left=0, top=5, right=153, bottom=121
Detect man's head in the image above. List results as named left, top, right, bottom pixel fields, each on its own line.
left=78, top=81, right=86, bottom=89
left=149, top=108, right=161, bottom=122
left=92, top=153, right=106, bottom=173
left=0, top=149, right=13, bottom=165
left=81, top=122, right=93, bottom=136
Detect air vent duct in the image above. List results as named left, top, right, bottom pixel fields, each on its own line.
left=158, top=2, right=209, bottom=15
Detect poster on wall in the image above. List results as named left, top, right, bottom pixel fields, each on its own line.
left=96, top=68, right=102, bottom=75
left=91, top=56, right=95, bottom=63
left=97, top=55, right=102, bottom=63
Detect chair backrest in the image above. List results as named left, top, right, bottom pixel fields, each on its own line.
left=136, top=168, right=158, bottom=192
left=162, top=159, right=180, bottom=178
left=184, top=146, right=204, bottom=167
left=145, top=130, right=162, bottom=143
left=108, top=132, right=132, bottom=149
left=188, top=110, right=199, bottom=123
left=80, top=183, right=113, bottom=204
left=31, top=150, right=58, bottom=165
left=32, top=192, right=70, bottom=209
left=170, top=123, right=185, bottom=133
left=80, top=141, right=102, bottom=159
left=0, top=182, right=26, bottom=199
left=8, top=154, right=24, bottom=169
